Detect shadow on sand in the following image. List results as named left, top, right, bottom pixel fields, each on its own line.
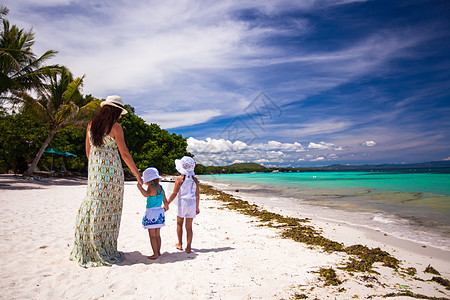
left=118, top=246, right=234, bottom=266
left=0, top=174, right=87, bottom=190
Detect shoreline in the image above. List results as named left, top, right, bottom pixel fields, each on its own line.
left=200, top=176, right=450, bottom=253
left=207, top=180, right=450, bottom=261
left=0, top=174, right=449, bottom=299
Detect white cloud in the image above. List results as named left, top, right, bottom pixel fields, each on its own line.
left=308, top=141, right=336, bottom=149
left=311, top=157, right=325, bottom=161
left=273, top=121, right=354, bottom=138
left=187, top=137, right=248, bottom=154
left=363, top=140, right=377, bottom=147
left=253, top=141, right=304, bottom=151
left=187, top=137, right=345, bottom=166
left=141, top=109, right=221, bottom=129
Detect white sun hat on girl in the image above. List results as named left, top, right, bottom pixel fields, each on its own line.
left=175, top=156, right=196, bottom=176
left=142, top=167, right=162, bottom=183
left=100, top=95, right=128, bottom=115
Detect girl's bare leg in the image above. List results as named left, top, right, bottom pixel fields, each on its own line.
left=176, top=216, right=184, bottom=250
left=156, top=228, right=161, bottom=256
left=148, top=229, right=159, bottom=259
left=185, top=218, right=194, bottom=253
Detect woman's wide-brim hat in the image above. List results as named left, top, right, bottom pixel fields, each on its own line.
left=175, top=156, right=196, bottom=176
left=100, top=95, right=128, bottom=115
left=142, top=167, right=162, bottom=183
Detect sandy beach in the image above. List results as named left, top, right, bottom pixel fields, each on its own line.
left=0, top=174, right=449, bottom=299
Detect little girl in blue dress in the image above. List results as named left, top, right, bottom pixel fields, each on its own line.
left=137, top=167, right=169, bottom=259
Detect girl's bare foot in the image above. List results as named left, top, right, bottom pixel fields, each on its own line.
left=175, top=243, right=183, bottom=250
left=185, top=246, right=191, bottom=253
left=148, top=254, right=159, bottom=260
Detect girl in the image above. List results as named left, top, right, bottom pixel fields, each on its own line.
left=168, top=156, right=200, bottom=253
left=137, top=167, right=169, bottom=259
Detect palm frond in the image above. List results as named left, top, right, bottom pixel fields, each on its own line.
left=54, top=102, right=79, bottom=126
left=62, top=75, right=84, bottom=103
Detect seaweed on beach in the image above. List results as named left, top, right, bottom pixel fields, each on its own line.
left=425, top=264, right=441, bottom=275
left=319, top=267, right=342, bottom=286
left=292, top=293, right=308, bottom=299
left=405, top=267, right=417, bottom=276
left=431, top=276, right=450, bottom=290
left=200, top=184, right=400, bottom=273
left=369, top=291, right=450, bottom=299
left=343, top=245, right=399, bottom=272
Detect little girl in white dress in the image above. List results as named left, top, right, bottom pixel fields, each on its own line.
left=168, top=156, right=200, bottom=253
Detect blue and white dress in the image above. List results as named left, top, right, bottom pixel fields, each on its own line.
left=142, top=183, right=165, bottom=229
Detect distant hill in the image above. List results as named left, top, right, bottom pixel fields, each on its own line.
left=227, top=162, right=268, bottom=172
left=196, top=160, right=450, bottom=174
left=197, top=162, right=269, bottom=174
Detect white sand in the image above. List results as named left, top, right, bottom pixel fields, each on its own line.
left=0, top=174, right=449, bottom=299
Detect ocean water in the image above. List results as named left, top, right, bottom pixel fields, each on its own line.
left=201, top=169, right=450, bottom=251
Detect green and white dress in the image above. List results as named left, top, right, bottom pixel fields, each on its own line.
left=70, top=133, right=124, bottom=267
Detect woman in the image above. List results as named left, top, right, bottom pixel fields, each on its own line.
left=70, top=95, right=143, bottom=267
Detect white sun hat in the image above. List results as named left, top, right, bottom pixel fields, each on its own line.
left=175, top=156, right=196, bottom=176
left=100, top=95, right=128, bottom=115
left=142, top=167, right=162, bottom=183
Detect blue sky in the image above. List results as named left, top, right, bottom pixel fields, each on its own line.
left=4, top=0, right=450, bottom=167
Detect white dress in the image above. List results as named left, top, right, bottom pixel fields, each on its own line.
left=177, top=176, right=197, bottom=218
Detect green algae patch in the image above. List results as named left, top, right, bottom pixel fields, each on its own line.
left=369, top=291, right=449, bottom=299
left=431, top=276, right=450, bottom=290
left=319, top=267, right=342, bottom=286
left=425, top=264, right=441, bottom=275
left=292, top=293, right=308, bottom=299
left=405, top=267, right=417, bottom=276
left=342, top=245, right=400, bottom=273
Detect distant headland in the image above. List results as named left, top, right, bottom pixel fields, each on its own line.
left=195, top=161, right=450, bottom=174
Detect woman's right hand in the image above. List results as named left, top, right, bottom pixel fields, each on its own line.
left=137, top=175, right=143, bottom=186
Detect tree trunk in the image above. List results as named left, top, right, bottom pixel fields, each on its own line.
left=23, top=128, right=57, bottom=177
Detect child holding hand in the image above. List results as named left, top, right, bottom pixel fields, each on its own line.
left=137, top=167, right=169, bottom=259
left=168, top=156, right=200, bottom=253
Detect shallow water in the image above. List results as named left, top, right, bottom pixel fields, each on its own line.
left=201, top=169, right=450, bottom=250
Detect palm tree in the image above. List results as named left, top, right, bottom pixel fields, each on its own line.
left=21, top=66, right=98, bottom=177
left=0, top=5, right=8, bottom=19
left=0, top=13, right=60, bottom=103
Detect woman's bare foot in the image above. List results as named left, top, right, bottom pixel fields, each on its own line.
left=185, top=246, right=191, bottom=253
left=148, top=254, right=159, bottom=260
left=175, top=243, right=183, bottom=250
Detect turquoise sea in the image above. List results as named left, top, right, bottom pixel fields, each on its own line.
left=201, top=169, right=450, bottom=251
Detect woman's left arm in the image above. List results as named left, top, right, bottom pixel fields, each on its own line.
left=85, top=123, right=91, bottom=158
left=111, top=122, right=143, bottom=185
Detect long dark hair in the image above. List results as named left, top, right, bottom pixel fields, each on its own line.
left=90, top=105, right=122, bottom=147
